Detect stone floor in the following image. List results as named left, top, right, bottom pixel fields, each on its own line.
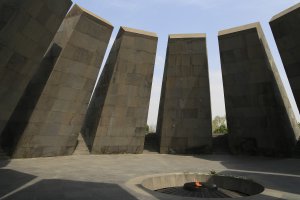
left=0, top=154, right=299, bottom=200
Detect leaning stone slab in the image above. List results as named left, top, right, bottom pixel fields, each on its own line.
left=82, top=27, right=158, bottom=154
left=218, top=22, right=300, bottom=156
left=1, top=43, right=62, bottom=156
left=270, top=3, right=300, bottom=111
left=10, top=5, right=113, bottom=158
left=0, top=0, right=72, bottom=140
left=157, top=34, right=212, bottom=154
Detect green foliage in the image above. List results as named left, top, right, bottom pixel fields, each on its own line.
left=298, top=123, right=300, bottom=128
left=212, top=116, right=228, bottom=134
left=145, top=125, right=149, bottom=133
left=214, top=124, right=228, bottom=134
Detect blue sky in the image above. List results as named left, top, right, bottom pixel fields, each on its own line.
left=72, top=0, right=300, bottom=127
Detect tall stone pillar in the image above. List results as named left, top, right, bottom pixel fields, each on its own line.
left=157, top=34, right=212, bottom=154
left=0, top=0, right=72, bottom=138
left=82, top=27, right=157, bottom=154
left=1, top=43, right=62, bottom=155
left=219, top=22, right=299, bottom=156
left=270, top=3, right=300, bottom=111
left=10, top=5, right=113, bottom=158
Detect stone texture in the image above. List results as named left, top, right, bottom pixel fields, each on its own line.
left=157, top=34, right=212, bottom=154
left=1, top=43, right=62, bottom=156
left=82, top=27, right=157, bottom=154
left=218, top=22, right=300, bottom=156
left=1, top=154, right=299, bottom=200
left=0, top=0, right=72, bottom=141
left=7, top=5, right=113, bottom=158
left=270, top=3, right=300, bottom=112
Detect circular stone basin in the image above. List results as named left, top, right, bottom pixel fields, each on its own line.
left=141, top=173, right=265, bottom=199
left=183, top=182, right=218, bottom=192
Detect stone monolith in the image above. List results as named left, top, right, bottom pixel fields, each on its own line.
left=219, top=22, right=299, bottom=156
left=82, top=27, right=157, bottom=154
left=270, top=3, right=300, bottom=111
left=9, top=5, right=113, bottom=158
left=157, top=34, right=212, bottom=154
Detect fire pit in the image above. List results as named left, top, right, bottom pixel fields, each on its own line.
left=141, top=173, right=265, bottom=199
left=183, top=180, right=218, bottom=192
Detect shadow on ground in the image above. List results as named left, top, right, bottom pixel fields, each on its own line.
left=0, top=159, right=10, bottom=168
left=2, top=179, right=139, bottom=200
left=0, top=169, right=36, bottom=198
left=219, top=170, right=300, bottom=195
left=192, top=154, right=300, bottom=177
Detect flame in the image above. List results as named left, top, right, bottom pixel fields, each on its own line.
left=194, top=178, right=202, bottom=187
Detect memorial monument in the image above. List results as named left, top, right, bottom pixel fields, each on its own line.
left=219, top=22, right=299, bottom=156
left=82, top=27, right=157, bottom=154
left=157, top=34, right=212, bottom=154
left=270, top=3, right=300, bottom=111
left=3, top=5, right=113, bottom=158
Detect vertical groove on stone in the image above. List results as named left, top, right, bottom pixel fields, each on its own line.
left=219, top=22, right=299, bottom=156
left=81, top=31, right=122, bottom=152
left=158, top=34, right=213, bottom=154
left=87, top=27, right=158, bottom=154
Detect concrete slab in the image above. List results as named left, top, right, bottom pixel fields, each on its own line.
left=0, top=154, right=299, bottom=199
left=219, top=22, right=299, bottom=156
left=157, top=34, right=212, bottom=154
left=8, top=5, right=113, bottom=158
left=82, top=26, right=157, bottom=154
left=0, top=0, right=72, bottom=141
left=270, top=3, right=300, bottom=113
left=1, top=43, right=62, bottom=156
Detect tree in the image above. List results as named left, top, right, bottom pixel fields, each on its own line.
left=214, top=124, right=228, bottom=134
left=145, top=125, right=149, bottom=133
left=212, top=116, right=228, bottom=134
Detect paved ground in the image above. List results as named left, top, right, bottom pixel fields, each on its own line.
left=0, top=154, right=299, bottom=200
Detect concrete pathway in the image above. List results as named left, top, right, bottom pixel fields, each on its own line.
left=0, top=154, right=299, bottom=199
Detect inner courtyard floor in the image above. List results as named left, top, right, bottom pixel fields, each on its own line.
left=0, top=154, right=299, bottom=200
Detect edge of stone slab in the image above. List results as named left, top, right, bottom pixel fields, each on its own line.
left=169, top=33, right=206, bottom=39
left=120, top=26, right=158, bottom=38
left=218, top=22, right=260, bottom=36
left=67, top=4, right=113, bottom=29
left=270, top=3, right=300, bottom=22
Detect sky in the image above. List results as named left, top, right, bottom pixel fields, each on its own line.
left=72, top=0, right=300, bottom=128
